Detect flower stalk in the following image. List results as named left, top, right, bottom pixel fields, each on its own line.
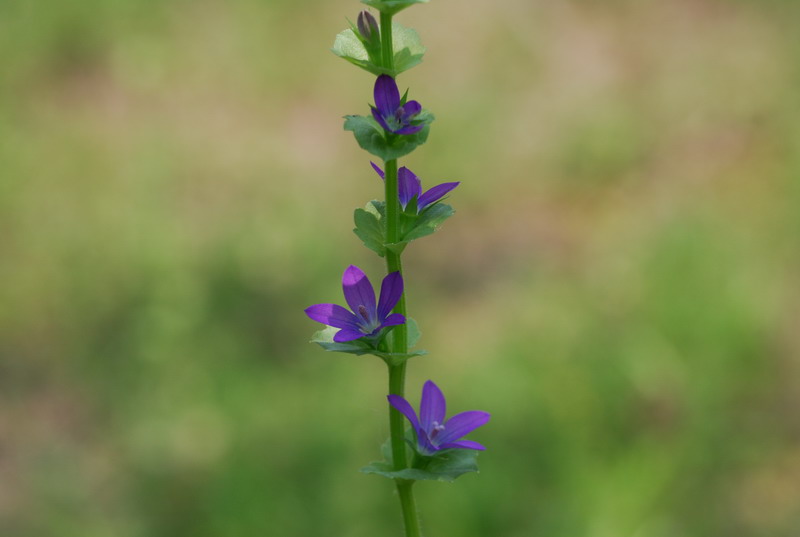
left=308, top=3, right=490, bottom=536
left=397, top=480, right=421, bottom=537
left=380, top=11, right=394, bottom=70
left=381, top=76, right=419, bottom=537
left=379, top=11, right=421, bottom=537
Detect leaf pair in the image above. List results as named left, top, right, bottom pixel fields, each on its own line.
left=354, top=200, right=455, bottom=258
left=332, top=22, right=425, bottom=78
left=310, top=318, right=425, bottom=366
left=361, top=434, right=480, bottom=483
left=343, top=112, right=433, bottom=162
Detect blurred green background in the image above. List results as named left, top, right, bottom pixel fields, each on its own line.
left=2, top=0, right=799, bottom=535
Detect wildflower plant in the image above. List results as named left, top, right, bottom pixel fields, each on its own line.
left=306, top=3, right=489, bottom=535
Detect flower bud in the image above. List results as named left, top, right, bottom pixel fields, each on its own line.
left=357, top=10, right=380, bottom=44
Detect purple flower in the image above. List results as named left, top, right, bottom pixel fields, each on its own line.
left=371, top=75, right=424, bottom=135
left=305, top=265, right=405, bottom=343
left=388, top=380, right=490, bottom=455
left=370, top=162, right=459, bottom=213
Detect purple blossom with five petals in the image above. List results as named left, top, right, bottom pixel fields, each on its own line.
left=371, top=75, right=424, bottom=135
left=371, top=162, right=459, bottom=213
left=388, top=380, right=490, bottom=455
left=305, top=265, right=405, bottom=343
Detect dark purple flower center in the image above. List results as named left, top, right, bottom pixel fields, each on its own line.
left=357, top=305, right=370, bottom=322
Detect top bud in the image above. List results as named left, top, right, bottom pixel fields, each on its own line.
left=357, top=11, right=380, bottom=44
left=351, top=10, right=382, bottom=66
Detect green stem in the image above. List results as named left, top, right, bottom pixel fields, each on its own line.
left=396, top=480, right=421, bottom=537
left=380, top=11, right=421, bottom=537
left=380, top=12, right=394, bottom=70
left=385, top=125, right=418, bottom=537
left=388, top=360, right=407, bottom=470
left=384, top=159, right=409, bottom=472
left=385, top=161, right=419, bottom=536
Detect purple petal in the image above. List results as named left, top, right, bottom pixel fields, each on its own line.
left=416, top=428, right=438, bottom=455
left=418, top=182, right=460, bottom=211
left=387, top=394, right=420, bottom=430
left=393, top=124, right=424, bottom=135
left=401, top=100, right=422, bottom=118
left=377, top=271, right=403, bottom=319
left=438, top=440, right=486, bottom=451
left=370, top=161, right=385, bottom=180
left=374, top=75, right=400, bottom=116
left=304, top=303, right=361, bottom=330
left=438, top=411, right=491, bottom=445
left=397, top=167, right=422, bottom=210
left=371, top=106, right=395, bottom=133
left=334, top=328, right=366, bottom=342
left=379, top=313, right=406, bottom=329
left=342, top=265, right=376, bottom=323
left=419, top=380, right=446, bottom=434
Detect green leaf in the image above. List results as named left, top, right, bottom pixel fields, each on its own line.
left=331, top=29, right=381, bottom=74
left=353, top=201, right=386, bottom=257
left=311, top=327, right=374, bottom=355
left=331, top=23, right=425, bottom=77
left=361, top=0, right=429, bottom=16
left=402, top=203, right=454, bottom=241
left=370, top=200, right=387, bottom=218
left=406, top=316, right=422, bottom=347
left=384, top=242, right=407, bottom=255
left=361, top=434, right=481, bottom=482
left=380, top=317, right=425, bottom=366
left=343, top=112, right=433, bottom=161
left=391, top=25, right=425, bottom=73
left=377, top=348, right=427, bottom=366
left=309, top=319, right=426, bottom=365
left=351, top=199, right=455, bottom=254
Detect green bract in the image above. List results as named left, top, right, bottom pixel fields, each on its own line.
left=361, top=0, right=429, bottom=16
left=353, top=199, right=455, bottom=257
left=343, top=112, right=433, bottom=161
left=354, top=200, right=387, bottom=257
left=361, top=436, right=480, bottom=482
left=332, top=22, right=425, bottom=77
left=402, top=203, right=455, bottom=241
left=310, top=319, right=425, bottom=366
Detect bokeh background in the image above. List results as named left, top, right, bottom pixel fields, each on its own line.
left=2, top=0, right=799, bottom=535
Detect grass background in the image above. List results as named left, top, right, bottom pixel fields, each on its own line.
left=2, top=0, right=799, bottom=535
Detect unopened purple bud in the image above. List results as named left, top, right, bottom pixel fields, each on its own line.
left=357, top=10, right=379, bottom=43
